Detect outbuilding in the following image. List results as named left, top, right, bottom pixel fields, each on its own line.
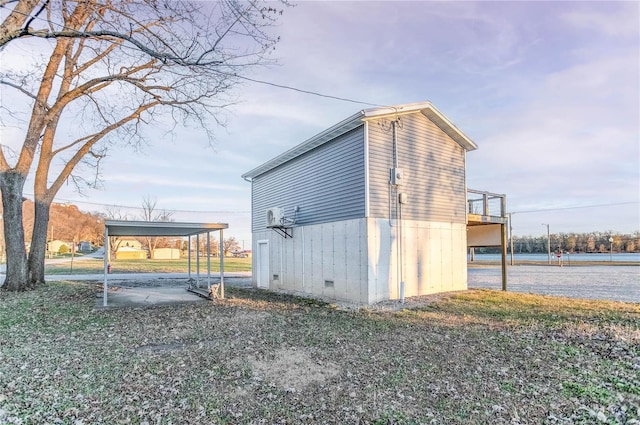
left=102, top=220, right=228, bottom=306
left=242, top=101, right=506, bottom=304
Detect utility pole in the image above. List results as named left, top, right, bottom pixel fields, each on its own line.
left=542, top=223, right=551, bottom=265
left=609, top=237, right=613, bottom=262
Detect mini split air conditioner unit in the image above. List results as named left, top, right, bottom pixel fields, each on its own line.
left=266, top=207, right=284, bottom=228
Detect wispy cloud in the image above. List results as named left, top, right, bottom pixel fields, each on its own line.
left=562, top=2, right=639, bottom=37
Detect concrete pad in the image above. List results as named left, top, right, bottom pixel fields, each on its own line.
left=96, top=286, right=206, bottom=309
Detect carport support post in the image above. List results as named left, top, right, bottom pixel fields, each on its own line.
left=219, top=228, right=224, bottom=299
left=206, top=232, right=211, bottom=290
left=103, top=226, right=109, bottom=306
left=196, top=234, right=201, bottom=286
left=187, top=236, right=191, bottom=280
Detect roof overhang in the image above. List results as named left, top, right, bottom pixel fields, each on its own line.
left=241, top=101, right=478, bottom=181
left=105, top=220, right=228, bottom=237
left=361, top=101, right=478, bottom=152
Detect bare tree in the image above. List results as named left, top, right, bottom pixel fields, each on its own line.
left=222, top=236, right=240, bottom=257
left=0, top=0, right=283, bottom=290
left=140, top=195, right=172, bottom=259
left=0, top=0, right=41, bottom=47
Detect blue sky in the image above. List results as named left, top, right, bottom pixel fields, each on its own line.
left=3, top=1, right=639, bottom=244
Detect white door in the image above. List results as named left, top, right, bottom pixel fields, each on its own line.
left=257, top=240, right=269, bottom=289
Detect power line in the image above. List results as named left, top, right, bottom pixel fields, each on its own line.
left=230, top=73, right=384, bottom=107
left=24, top=194, right=250, bottom=215
left=512, top=201, right=638, bottom=214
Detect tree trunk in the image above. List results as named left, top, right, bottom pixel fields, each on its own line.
left=0, top=171, right=29, bottom=291
left=27, top=199, right=51, bottom=285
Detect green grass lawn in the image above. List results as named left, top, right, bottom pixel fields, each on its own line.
left=44, top=257, right=252, bottom=274
left=0, top=283, right=638, bottom=424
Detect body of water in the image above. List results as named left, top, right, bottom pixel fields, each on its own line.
left=469, top=252, right=640, bottom=263
left=468, top=265, right=640, bottom=303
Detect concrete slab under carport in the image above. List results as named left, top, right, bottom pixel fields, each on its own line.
left=102, top=220, right=229, bottom=307
left=95, top=286, right=206, bottom=309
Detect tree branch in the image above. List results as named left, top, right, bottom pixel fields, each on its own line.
left=21, top=29, right=225, bottom=66
left=45, top=100, right=160, bottom=197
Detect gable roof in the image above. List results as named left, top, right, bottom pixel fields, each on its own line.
left=242, top=101, right=477, bottom=180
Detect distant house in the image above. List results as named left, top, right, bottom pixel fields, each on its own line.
left=152, top=247, right=181, bottom=260
left=116, top=238, right=143, bottom=250
left=115, top=246, right=147, bottom=260
left=78, top=241, right=92, bottom=252
left=47, top=240, right=71, bottom=253
left=242, top=101, right=506, bottom=304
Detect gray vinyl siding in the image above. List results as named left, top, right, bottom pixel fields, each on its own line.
left=251, top=126, right=366, bottom=231
left=368, top=113, right=466, bottom=223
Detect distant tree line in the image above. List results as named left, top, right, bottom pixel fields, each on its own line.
left=0, top=199, right=104, bottom=248
left=478, top=231, right=640, bottom=254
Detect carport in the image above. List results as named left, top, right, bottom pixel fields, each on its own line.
left=103, top=220, right=229, bottom=307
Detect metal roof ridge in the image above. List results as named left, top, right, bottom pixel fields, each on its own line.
left=360, top=101, right=434, bottom=118
left=242, top=100, right=477, bottom=179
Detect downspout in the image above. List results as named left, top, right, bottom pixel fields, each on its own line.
left=392, top=120, right=405, bottom=304
left=364, top=122, right=370, bottom=218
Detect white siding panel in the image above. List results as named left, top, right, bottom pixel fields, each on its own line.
left=333, top=221, right=348, bottom=301
left=293, top=230, right=304, bottom=292
left=403, top=222, right=418, bottom=298
left=282, top=236, right=295, bottom=290
left=310, top=224, right=323, bottom=294
left=322, top=223, right=335, bottom=298
left=367, top=219, right=467, bottom=302
left=302, top=226, right=312, bottom=292
left=257, top=219, right=369, bottom=303
left=360, top=219, right=370, bottom=303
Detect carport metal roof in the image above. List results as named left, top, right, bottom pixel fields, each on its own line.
left=102, top=220, right=229, bottom=307
left=104, top=220, right=228, bottom=237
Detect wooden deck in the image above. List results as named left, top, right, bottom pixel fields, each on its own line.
left=468, top=213, right=507, bottom=226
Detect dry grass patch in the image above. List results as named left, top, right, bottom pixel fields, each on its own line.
left=0, top=283, right=638, bottom=424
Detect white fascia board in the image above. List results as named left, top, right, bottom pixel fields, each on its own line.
left=420, top=106, right=478, bottom=151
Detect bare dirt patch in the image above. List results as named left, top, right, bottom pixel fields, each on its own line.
left=249, top=347, right=341, bottom=391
